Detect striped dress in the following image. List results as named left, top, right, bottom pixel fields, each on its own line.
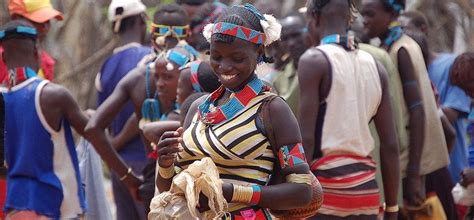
left=177, top=92, right=275, bottom=219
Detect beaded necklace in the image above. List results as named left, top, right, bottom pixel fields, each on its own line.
left=320, top=33, right=357, bottom=50
left=382, top=21, right=403, bottom=49
left=5, top=67, right=37, bottom=90
left=198, top=75, right=268, bottom=125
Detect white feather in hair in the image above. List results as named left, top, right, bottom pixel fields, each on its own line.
left=203, top=23, right=214, bottom=43
left=261, top=14, right=282, bottom=46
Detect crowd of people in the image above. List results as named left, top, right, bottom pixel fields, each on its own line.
left=0, top=0, right=473, bottom=219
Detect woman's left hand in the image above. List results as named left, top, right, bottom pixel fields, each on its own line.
left=197, top=182, right=233, bottom=213
left=197, top=193, right=210, bottom=213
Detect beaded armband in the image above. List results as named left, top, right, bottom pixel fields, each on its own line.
left=278, top=143, right=307, bottom=169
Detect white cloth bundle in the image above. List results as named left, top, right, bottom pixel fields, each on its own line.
left=148, top=157, right=228, bottom=220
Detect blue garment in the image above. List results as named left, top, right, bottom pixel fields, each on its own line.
left=428, top=53, right=472, bottom=183
left=467, top=113, right=474, bottom=168
left=469, top=124, right=474, bottom=168
left=97, top=44, right=151, bottom=161
left=3, top=78, right=86, bottom=219
left=77, top=138, right=112, bottom=220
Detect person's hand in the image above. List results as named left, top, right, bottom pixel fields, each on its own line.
left=384, top=211, right=398, bottom=220
left=460, top=168, right=474, bottom=187
left=157, top=127, right=184, bottom=168
left=197, top=193, right=210, bottom=213
left=84, top=109, right=96, bottom=118
left=197, top=182, right=233, bottom=213
left=123, top=172, right=143, bottom=201
left=404, top=176, right=424, bottom=206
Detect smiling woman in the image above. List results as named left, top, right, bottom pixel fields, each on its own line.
left=155, top=3, right=322, bottom=219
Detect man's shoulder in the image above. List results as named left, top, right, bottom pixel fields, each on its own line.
left=117, top=65, right=147, bottom=89
left=300, top=47, right=326, bottom=63
left=41, top=82, right=69, bottom=98
left=298, top=47, right=330, bottom=82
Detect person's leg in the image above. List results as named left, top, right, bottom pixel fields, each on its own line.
left=112, top=161, right=147, bottom=220
left=139, top=160, right=157, bottom=218
left=425, top=167, right=458, bottom=220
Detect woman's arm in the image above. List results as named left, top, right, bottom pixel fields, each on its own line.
left=222, top=97, right=313, bottom=210
left=155, top=97, right=205, bottom=192
left=155, top=128, right=183, bottom=193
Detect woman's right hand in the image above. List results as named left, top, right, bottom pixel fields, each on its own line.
left=157, top=127, right=184, bottom=168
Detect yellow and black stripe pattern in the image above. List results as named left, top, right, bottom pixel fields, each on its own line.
left=177, top=92, right=275, bottom=212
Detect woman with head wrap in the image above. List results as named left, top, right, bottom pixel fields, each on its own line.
left=155, top=4, right=321, bottom=219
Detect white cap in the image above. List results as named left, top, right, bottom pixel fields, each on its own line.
left=108, top=0, right=146, bottom=22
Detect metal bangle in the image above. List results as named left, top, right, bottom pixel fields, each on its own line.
left=119, top=167, right=132, bottom=182
left=385, top=205, right=399, bottom=213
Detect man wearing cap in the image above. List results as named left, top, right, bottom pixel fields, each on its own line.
left=0, top=0, right=63, bottom=83
left=0, top=1, right=63, bottom=217
left=94, top=0, right=150, bottom=219
left=0, top=19, right=142, bottom=219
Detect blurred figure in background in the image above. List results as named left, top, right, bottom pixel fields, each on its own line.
left=274, top=13, right=310, bottom=116
left=450, top=52, right=474, bottom=220
left=0, top=0, right=63, bottom=83
left=94, top=0, right=151, bottom=219
left=401, top=11, right=471, bottom=219
left=361, top=0, right=450, bottom=210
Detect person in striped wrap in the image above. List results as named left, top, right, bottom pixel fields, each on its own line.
left=298, top=0, right=400, bottom=219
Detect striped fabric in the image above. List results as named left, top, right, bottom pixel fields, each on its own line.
left=311, top=155, right=380, bottom=218
left=177, top=92, right=275, bottom=216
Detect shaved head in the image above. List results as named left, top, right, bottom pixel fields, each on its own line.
left=307, top=0, right=352, bottom=21
left=305, top=0, right=354, bottom=41
left=280, top=14, right=305, bottom=29
left=1, top=20, right=39, bottom=70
